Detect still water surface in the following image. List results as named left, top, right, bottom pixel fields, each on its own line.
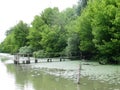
left=0, top=57, right=120, bottom=90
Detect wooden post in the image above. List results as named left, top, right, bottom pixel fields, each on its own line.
left=22, top=61, right=25, bottom=64
left=14, top=54, right=19, bottom=64
left=47, top=59, right=49, bottom=62
left=26, top=54, right=30, bottom=64
left=50, top=58, right=52, bottom=62
left=17, top=54, right=19, bottom=64
left=22, top=54, right=25, bottom=64
left=60, top=58, right=62, bottom=62
left=60, top=54, right=62, bottom=62
left=34, top=53, right=38, bottom=63
left=14, top=55, right=16, bottom=64
left=77, top=64, right=81, bottom=84
left=35, top=59, right=38, bottom=63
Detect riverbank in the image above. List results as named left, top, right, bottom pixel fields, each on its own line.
left=31, top=60, right=120, bottom=85
left=0, top=53, right=120, bottom=85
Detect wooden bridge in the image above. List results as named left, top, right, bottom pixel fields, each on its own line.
left=13, top=53, right=67, bottom=64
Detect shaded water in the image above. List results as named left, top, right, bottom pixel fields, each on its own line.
left=0, top=55, right=120, bottom=90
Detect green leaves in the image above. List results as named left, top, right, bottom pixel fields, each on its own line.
left=19, top=46, right=32, bottom=54
left=41, top=7, right=59, bottom=26
left=0, top=21, right=29, bottom=53
left=27, top=7, right=68, bottom=56
left=14, top=21, right=29, bottom=47
left=90, top=0, right=120, bottom=63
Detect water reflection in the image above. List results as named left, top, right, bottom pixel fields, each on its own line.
left=0, top=61, right=16, bottom=90
left=5, top=64, right=78, bottom=90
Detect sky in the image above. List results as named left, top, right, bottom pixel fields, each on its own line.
left=0, top=0, right=78, bottom=43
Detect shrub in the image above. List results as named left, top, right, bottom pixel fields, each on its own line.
left=19, top=46, right=32, bottom=54
left=33, top=50, right=45, bottom=58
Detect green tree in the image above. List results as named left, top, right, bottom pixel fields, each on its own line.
left=40, top=25, right=67, bottom=57
left=27, top=16, right=45, bottom=51
left=91, top=0, right=120, bottom=63
left=41, top=7, right=60, bottom=26
left=76, top=5, right=96, bottom=59
left=65, top=19, right=80, bottom=58
left=27, top=7, right=62, bottom=52
left=27, top=7, right=69, bottom=57
left=0, top=21, right=29, bottom=53
left=14, top=21, right=29, bottom=48
left=76, top=0, right=88, bottom=15
left=0, top=32, right=18, bottom=53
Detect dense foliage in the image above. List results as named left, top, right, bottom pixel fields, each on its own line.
left=0, top=21, right=29, bottom=53
left=0, top=0, right=120, bottom=64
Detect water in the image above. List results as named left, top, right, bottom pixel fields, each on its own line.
left=0, top=54, right=120, bottom=90
left=0, top=61, right=77, bottom=90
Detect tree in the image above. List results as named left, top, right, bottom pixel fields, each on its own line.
left=40, top=25, right=67, bottom=57
left=76, top=0, right=88, bottom=15
left=41, top=7, right=60, bottom=26
left=14, top=21, right=29, bottom=48
left=65, top=19, right=80, bottom=58
left=27, top=7, right=69, bottom=57
left=91, top=0, right=120, bottom=63
left=66, top=33, right=80, bottom=58
left=27, top=16, right=45, bottom=51
left=0, top=21, right=29, bottom=53
left=0, top=31, right=18, bottom=53
left=27, top=7, right=62, bottom=52
left=76, top=4, right=96, bottom=59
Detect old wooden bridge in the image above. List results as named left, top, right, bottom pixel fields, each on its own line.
left=14, top=53, right=67, bottom=64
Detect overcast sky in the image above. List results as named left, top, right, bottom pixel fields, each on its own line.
left=0, top=0, right=78, bottom=43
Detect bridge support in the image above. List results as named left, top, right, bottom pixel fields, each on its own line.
left=14, top=54, right=19, bottom=64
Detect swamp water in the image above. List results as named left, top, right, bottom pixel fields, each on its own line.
left=0, top=54, right=120, bottom=90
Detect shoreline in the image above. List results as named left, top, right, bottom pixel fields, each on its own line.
left=0, top=53, right=120, bottom=85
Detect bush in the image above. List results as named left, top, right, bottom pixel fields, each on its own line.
left=33, top=50, right=45, bottom=58
left=19, top=46, right=32, bottom=54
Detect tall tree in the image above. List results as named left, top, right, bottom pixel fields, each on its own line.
left=65, top=20, right=80, bottom=57
left=1, top=21, right=29, bottom=53
left=14, top=21, right=29, bottom=48
left=27, top=16, right=45, bottom=51
left=76, top=5, right=96, bottom=59
left=76, top=0, right=88, bottom=15
left=41, top=7, right=60, bottom=26
left=91, top=0, right=120, bottom=63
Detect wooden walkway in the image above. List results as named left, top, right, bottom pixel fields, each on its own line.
left=14, top=54, right=67, bottom=64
